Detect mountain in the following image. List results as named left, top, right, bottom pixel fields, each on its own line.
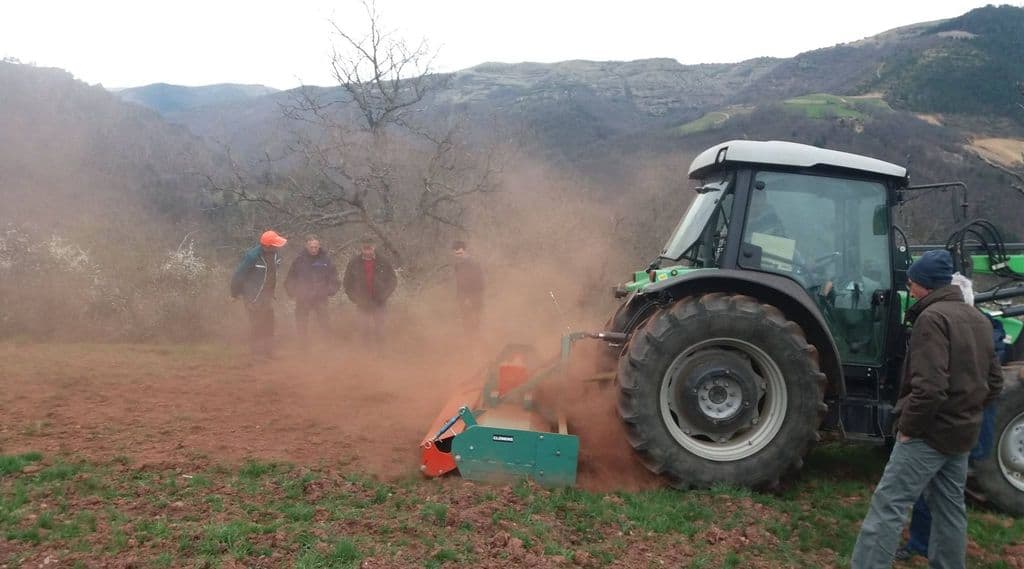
left=11, top=5, right=1024, bottom=240
left=0, top=61, right=215, bottom=228
left=141, top=6, right=1023, bottom=164
left=875, top=5, right=1024, bottom=122
left=114, top=82, right=279, bottom=115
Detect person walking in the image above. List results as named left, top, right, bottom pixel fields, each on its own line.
left=850, top=250, right=1003, bottom=569
left=284, top=234, right=340, bottom=345
left=343, top=239, right=397, bottom=341
left=452, top=240, right=485, bottom=334
left=230, top=230, right=287, bottom=357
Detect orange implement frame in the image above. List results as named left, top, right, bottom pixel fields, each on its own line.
left=420, top=382, right=482, bottom=477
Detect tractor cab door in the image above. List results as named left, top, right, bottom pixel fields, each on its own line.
left=738, top=170, right=894, bottom=366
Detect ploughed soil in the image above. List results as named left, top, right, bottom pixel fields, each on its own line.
left=3, top=340, right=1021, bottom=568
left=0, top=336, right=658, bottom=492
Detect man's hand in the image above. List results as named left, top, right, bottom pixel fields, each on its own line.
left=897, top=432, right=912, bottom=443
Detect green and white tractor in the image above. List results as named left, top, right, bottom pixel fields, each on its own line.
left=422, top=139, right=1024, bottom=517
left=607, top=140, right=1024, bottom=515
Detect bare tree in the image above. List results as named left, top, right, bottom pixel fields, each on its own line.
left=207, top=0, right=504, bottom=264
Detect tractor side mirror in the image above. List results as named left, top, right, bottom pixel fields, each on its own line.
left=872, top=205, right=888, bottom=236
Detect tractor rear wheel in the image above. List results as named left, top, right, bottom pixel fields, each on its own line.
left=972, top=372, right=1024, bottom=516
left=617, top=293, right=827, bottom=488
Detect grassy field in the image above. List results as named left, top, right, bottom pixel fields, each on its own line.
left=2, top=446, right=1021, bottom=568
left=675, top=94, right=893, bottom=136
left=675, top=107, right=755, bottom=135
left=781, top=94, right=892, bottom=121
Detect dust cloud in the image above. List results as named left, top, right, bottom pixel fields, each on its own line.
left=249, top=157, right=672, bottom=491
left=1, top=148, right=690, bottom=493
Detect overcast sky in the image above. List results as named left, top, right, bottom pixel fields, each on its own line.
left=1, top=0, right=1014, bottom=89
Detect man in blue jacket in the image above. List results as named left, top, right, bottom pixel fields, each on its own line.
left=231, top=230, right=287, bottom=356
left=284, top=234, right=340, bottom=344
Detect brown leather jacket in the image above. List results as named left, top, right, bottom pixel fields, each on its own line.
left=895, top=285, right=1003, bottom=454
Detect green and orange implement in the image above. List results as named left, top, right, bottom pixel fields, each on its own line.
left=419, top=333, right=623, bottom=487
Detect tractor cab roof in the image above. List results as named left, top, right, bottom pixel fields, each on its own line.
left=688, top=140, right=908, bottom=183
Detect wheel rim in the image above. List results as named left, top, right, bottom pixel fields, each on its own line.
left=998, top=410, right=1024, bottom=493
left=659, top=338, right=788, bottom=462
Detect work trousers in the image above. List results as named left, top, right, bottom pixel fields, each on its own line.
left=851, top=438, right=968, bottom=569
left=458, top=297, right=483, bottom=334
left=906, top=404, right=996, bottom=555
left=356, top=303, right=387, bottom=343
left=245, top=300, right=274, bottom=355
left=295, top=299, right=331, bottom=341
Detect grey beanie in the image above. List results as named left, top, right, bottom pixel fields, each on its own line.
left=908, top=249, right=954, bottom=290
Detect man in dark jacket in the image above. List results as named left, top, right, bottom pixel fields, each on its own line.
left=343, top=239, right=397, bottom=340
left=284, top=234, right=340, bottom=343
left=851, top=250, right=1003, bottom=569
left=452, top=240, right=485, bottom=333
left=897, top=313, right=1007, bottom=561
left=230, top=230, right=287, bottom=356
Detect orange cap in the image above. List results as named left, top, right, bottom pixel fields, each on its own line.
left=260, top=230, right=287, bottom=248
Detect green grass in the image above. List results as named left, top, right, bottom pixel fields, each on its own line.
left=296, top=538, right=362, bottom=568
left=419, top=502, right=448, bottom=526
left=36, top=461, right=86, bottom=482
left=0, top=452, right=43, bottom=476
left=197, top=520, right=259, bottom=558
left=136, top=519, right=170, bottom=542
left=675, top=106, right=755, bottom=135
left=0, top=447, right=1017, bottom=567
left=677, top=111, right=732, bottom=134
left=279, top=502, right=316, bottom=522
left=782, top=93, right=891, bottom=120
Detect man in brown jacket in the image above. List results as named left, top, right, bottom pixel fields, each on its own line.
left=851, top=250, right=1003, bottom=569
left=452, top=240, right=485, bottom=333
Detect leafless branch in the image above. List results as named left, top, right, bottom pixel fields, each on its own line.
left=206, top=0, right=502, bottom=267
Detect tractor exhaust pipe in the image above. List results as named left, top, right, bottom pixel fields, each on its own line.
left=974, top=284, right=1024, bottom=304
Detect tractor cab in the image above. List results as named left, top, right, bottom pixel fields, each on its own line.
left=648, top=140, right=911, bottom=371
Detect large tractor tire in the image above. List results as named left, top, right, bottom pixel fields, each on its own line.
left=972, top=370, right=1024, bottom=517
left=617, top=293, right=827, bottom=488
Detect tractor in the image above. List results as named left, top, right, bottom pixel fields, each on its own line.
left=421, top=139, right=1024, bottom=517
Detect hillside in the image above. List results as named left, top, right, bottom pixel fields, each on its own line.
left=114, top=82, right=279, bottom=115
left=877, top=4, right=1024, bottom=122
left=11, top=5, right=1024, bottom=238
left=141, top=6, right=1024, bottom=171
left=0, top=61, right=215, bottom=228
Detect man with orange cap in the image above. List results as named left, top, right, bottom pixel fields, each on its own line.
left=231, top=230, right=288, bottom=356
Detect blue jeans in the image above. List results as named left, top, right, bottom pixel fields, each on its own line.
left=905, top=404, right=996, bottom=555
left=851, top=438, right=968, bottom=569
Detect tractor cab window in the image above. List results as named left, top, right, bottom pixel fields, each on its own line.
left=740, top=171, right=892, bottom=365
left=661, top=175, right=734, bottom=268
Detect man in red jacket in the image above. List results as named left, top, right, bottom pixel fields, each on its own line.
left=343, top=239, right=397, bottom=341
left=851, top=250, right=1003, bottom=569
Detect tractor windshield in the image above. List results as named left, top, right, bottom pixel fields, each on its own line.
left=740, top=171, right=892, bottom=364
left=660, top=175, right=734, bottom=266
